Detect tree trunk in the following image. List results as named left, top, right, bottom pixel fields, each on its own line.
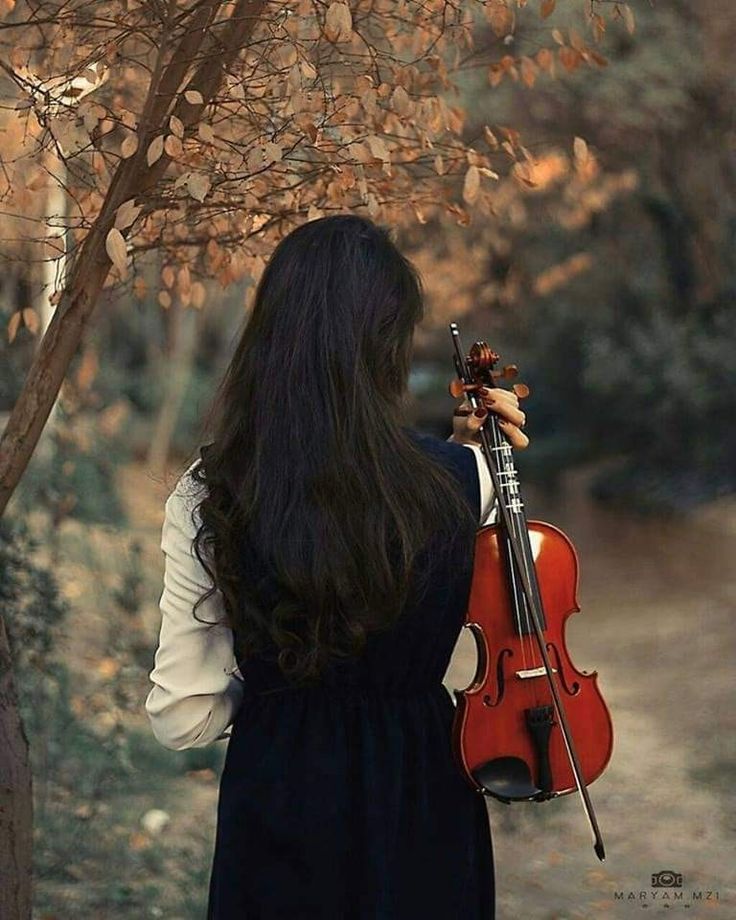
left=147, top=301, right=200, bottom=477
left=0, top=3, right=266, bottom=914
left=0, top=617, right=32, bottom=920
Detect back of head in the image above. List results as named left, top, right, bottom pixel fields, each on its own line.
left=190, top=214, right=476, bottom=683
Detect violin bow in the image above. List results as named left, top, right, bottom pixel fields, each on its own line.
left=450, top=322, right=606, bottom=862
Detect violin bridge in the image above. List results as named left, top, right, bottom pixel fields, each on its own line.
left=515, top=666, right=557, bottom=680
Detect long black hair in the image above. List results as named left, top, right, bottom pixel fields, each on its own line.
left=187, top=214, right=476, bottom=684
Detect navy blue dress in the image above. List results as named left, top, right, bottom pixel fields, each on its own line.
left=206, top=429, right=495, bottom=919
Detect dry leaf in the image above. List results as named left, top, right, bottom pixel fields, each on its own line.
left=325, top=2, right=353, bottom=42
left=198, top=123, right=215, bottom=145
left=573, top=135, right=588, bottom=162
left=263, top=141, right=282, bottom=163
left=540, top=0, right=555, bottom=18
left=301, top=59, right=317, bottom=80
left=184, top=89, right=204, bottom=104
left=105, top=228, right=128, bottom=277
left=463, top=165, right=481, bottom=204
left=169, top=114, right=184, bottom=138
left=146, top=135, right=164, bottom=166
left=390, top=85, right=411, bottom=116
left=187, top=174, right=211, bottom=202
left=120, top=134, right=138, bottom=159
left=114, top=199, right=142, bottom=230
left=164, top=134, right=183, bottom=159
left=487, top=1, right=514, bottom=37
left=621, top=3, right=635, bottom=34
left=7, top=311, right=22, bottom=343
left=22, top=308, right=40, bottom=334
left=366, top=135, right=390, bottom=162
left=161, top=265, right=175, bottom=289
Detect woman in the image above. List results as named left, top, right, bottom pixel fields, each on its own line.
left=145, top=214, right=528, bottom=919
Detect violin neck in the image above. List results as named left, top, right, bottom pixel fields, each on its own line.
left=481, top=412, right=547, bottom=635
left=483, top=412, right=525, bottom=521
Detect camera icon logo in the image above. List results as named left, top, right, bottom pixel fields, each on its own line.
left=651, top=870, right=683, bottom=888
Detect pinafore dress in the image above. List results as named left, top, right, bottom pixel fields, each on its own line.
left=206, top=428, right=495, bottom=919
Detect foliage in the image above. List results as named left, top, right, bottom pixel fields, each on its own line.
left=412, top=0, right=736, bottom=509
left=0, top=514, right=70, bottom=671
left=13, top=407, right=128, bottom=525
left=0, top=0, right=621, bottom=328
left=0, top=509, right=224, bottom=917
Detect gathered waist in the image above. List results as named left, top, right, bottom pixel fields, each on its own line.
left=237, top=675, right=452, bottom=705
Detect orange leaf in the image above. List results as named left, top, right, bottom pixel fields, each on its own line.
left=146, top=135, right=164, bottom=166
left=105, top=228, right=128, bottom=277
left=21, top=308, right=40, bottom=335
left=7, top=311, right=22, bottom=343
left=540, top=0, right=555, bottom=19
left=463, top=165, right=481, bottom=205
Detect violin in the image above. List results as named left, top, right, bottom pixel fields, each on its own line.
left=448, top=323, right=613, bottom=861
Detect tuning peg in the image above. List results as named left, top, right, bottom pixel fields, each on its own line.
left=512, top=383, right=530, bottom=399
left=448, top=378, right=465, bottom=398
left=502, top=364, right=519, bottom=379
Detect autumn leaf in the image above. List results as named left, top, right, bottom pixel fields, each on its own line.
left=164, top=134, right=183, bottom=159
left=22, top=308, right=40, bottom=335
left=161, top=265, right=175, bottom=289
left=146, top=135, right=164, bottom=166
left=463, top=165, right=481, bottom=205
left=105, top=228, right=128, bottom=277
left=191, top=281, right=207, bottom=310
left=486, top=1, right=514, bottom=37
left=520, top=57, right=537, bottom=88
left=300, top=59, right=317, bottom=80
left=120, top=134, right=138, bottom=159
left=325, top=2, right=353, bottom=42
left=484, top=126, right=499, bottom=149
left=573, top=136, right=589, bottom=163
left=621, top=3, right=635, bottom=35
left=263, top=141, right=283, bottom=163
left=7, top=311, right=22, bottom=343
left=198, top=123, right=215, bottom=145
left=114, top=199, right=142, bottom=230
left=366, top=135, right=390, bottom=163
left=390, top=85, right=411, bottom=116
left=187, top=174, right=211, bottom=202
left=184, top=89, right=204, bottom=105
left=540, top=0, right=556, bottom=19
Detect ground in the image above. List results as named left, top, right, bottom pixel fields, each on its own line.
left=29, top=459, right=735, bottom=919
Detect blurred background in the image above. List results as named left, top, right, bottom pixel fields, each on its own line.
left=1, top=1, right=733, bottom=917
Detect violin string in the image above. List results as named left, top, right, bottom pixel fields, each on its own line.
left=486, top=413, right=537, bottom=697
left=488, top=412, right=541, bottom=709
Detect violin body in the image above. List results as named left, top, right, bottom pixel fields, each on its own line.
left=453, top=520, right=614, bottom=801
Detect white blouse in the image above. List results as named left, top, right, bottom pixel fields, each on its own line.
left=145, top=440, right=496, bottom=751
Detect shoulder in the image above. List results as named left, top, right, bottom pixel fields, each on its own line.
left=164, top=455, right=208, bottom=535
left=404, top=427, right=479, bottom=476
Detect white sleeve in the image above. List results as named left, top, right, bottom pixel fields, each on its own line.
left=145, top=471, right=244, bottom=751
left=458, top=442, right=497, bottom=526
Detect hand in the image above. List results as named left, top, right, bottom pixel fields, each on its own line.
left=450, top=385, right=529, bottom=450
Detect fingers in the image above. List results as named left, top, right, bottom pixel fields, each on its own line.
left=452, top=387, right=530, bottom=451
left=498, top=420, right=529, bottom=450
left=479, top=387, right=526, bottom=428
left=451, top=398, right=486, bottom=445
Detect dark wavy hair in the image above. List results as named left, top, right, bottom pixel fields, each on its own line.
left=185, top=214, right=476, bottom=684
